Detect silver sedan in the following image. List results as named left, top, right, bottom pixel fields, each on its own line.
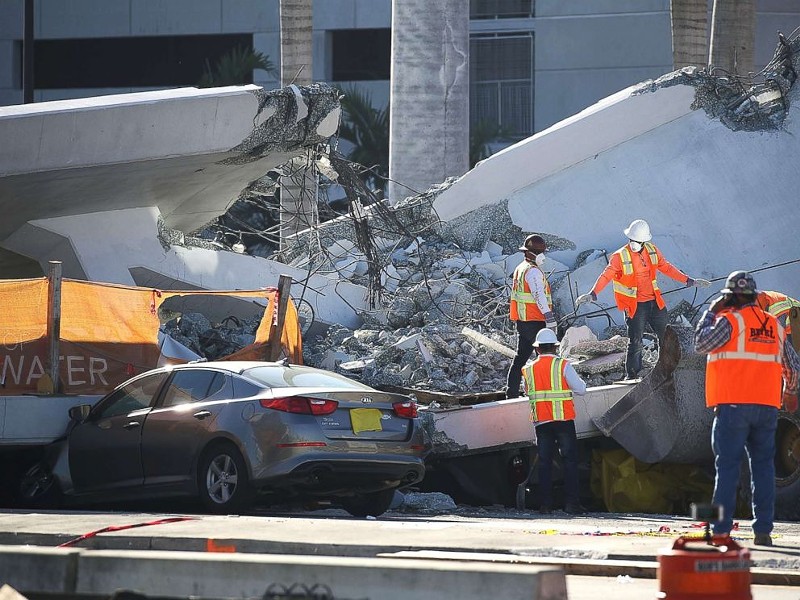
left=20, top=361, right=428, bottom=517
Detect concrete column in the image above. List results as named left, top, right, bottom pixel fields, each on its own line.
left=388, top=0, right=470, bottom=204
left=279, top=0, right=315, bottom=250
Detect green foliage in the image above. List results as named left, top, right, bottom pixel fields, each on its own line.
left=337, top=86, right=515, bottom=189
left=470, top=120, right=514, bottom=167
left=198, top=45, right=277, bottom=88
left=336, top=86, right=390, bottom=192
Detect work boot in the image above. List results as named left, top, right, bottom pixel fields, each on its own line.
left=753, top=533, right=773, bottom=547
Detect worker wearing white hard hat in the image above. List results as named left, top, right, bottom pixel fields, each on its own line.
left=575, top=219, right=711, bottom=380
left=520, top=327, right=587, bottom=514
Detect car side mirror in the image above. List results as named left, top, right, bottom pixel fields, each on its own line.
left=68, top=404, right=91, bottom=422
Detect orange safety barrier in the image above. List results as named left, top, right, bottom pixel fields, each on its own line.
left=657, top=534, right=752, bottom=600
left=0, top=277, right=302, bottom=395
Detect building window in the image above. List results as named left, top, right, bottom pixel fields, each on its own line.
left=332, top=29, right=391, bottom=81
left=34, top=34, right=253, bottom=89
left=470, top=33, right=533, bottom=137
left=470, top=0, right=534, bottom=19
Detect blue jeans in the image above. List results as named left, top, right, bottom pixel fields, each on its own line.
left=507, top=320, right=546, bottom=398
left=624, top=300, right=668, bottom=378
left=535, top=419, right=579, bottom=507
left=711, top=404, right=778, bottom=535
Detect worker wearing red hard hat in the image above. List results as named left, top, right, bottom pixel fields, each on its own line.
left=507, top=234, right=557, bottom=398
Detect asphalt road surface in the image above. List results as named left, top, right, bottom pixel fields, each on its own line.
left=2, top=495, right=799, bottom=599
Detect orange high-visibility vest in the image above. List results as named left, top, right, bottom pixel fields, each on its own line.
left=523, top=355, right=576, bottom=422
left=510, top=261, right=552, bottom=322
left=756, top=290, right=800, bottom=335
left=705, top=306, right=784, bottom=408
left=609, top=242, right=663, bottom=318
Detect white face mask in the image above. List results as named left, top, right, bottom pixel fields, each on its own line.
left=535, top=253, right=546, bottom=267
left=629, top=241, right=643, bottom=252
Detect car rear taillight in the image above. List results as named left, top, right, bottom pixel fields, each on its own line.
left=392, top=400, right=418, bottom=418
left=260, top=397, right=338, bottom=415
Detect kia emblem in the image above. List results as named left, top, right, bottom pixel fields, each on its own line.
left=361, top=397, right=373, bottom=404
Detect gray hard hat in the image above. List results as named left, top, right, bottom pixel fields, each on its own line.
left=720, top=270, right=757, bottom=295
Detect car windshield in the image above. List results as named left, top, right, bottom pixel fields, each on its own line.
left=244, top=366, right=373, bottom=390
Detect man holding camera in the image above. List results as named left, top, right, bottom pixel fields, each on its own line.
left=694, top=271, right=800, bottom=546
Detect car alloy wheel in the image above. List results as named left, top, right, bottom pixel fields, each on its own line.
left=18, top=463, right=61, bottom=508
left=199, top=442, right=252, bottom=513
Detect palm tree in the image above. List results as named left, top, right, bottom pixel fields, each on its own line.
left=337, top=86, right=390, bottom=191
left=280, top=0, right=312, bottom=86
left=709, top=0, right=755, bottom=75
left=198, top=45, right=276, bottom=87
left=670, top=0, right=708, bottom=69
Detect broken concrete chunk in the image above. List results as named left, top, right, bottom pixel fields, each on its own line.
left=319, top=350, right=354, bottom=371
left=560, top=325, right=598, bottom=358
left=571, top=335, right=628, bottom=357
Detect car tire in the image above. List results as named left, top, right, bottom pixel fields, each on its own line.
left=18, top=462, right=62, bottom=509
left=775, top=410, right=800, bottom=520
left=197, top=442, right=253, bottom=514
left=339, top=488, right=396, bottom=518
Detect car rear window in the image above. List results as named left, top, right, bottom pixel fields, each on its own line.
left=244, top=366, right=372, bottom=390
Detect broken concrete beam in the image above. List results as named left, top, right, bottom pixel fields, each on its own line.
left=461, top=327, right=515, bottom=359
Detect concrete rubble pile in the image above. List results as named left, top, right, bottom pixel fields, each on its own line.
left=156, top=178, right=670, bottom=393
left=296, top=185, right=679, bottom=396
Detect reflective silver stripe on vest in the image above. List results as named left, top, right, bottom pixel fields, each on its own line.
left=619, top=248, right=633, bottom=275
left=707, top=310, right=783, bottom=364
left=527, top=357, right=572, bottom=420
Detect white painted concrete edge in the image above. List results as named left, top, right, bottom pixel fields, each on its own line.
left=0, top=545, right=568, bottom=600
left=434, top=83, right=696, bottom=221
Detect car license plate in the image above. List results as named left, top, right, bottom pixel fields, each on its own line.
left=350, top=408, right=383, bottom=434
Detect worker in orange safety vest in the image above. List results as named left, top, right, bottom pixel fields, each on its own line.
left=756, top=289, right=800, bottom=345
left=694, top=270, right=800, bottom=546
left=575, top=219, right=710, bottom=380
left=521, top=327, right=587, bottom=515
left=507, top=234, right=557, bottom=398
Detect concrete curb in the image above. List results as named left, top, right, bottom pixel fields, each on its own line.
left=0, top=545, right=567, bottom=600
left=379, top=549, right=800, bottom=586
left=3, top=531, right=798, bottom=588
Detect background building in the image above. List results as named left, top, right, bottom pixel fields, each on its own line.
left=1, top=1, right=799, bottom=141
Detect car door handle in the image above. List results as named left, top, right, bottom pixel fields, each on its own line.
left=193, top=410, right=212, bottom=420
left=123, top=421, right=141, bottom=430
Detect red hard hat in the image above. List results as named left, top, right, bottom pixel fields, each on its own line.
left=519, top=234, right=546, bottom=254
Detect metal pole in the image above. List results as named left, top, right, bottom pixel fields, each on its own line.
left=47, top=261, right=62, bottom=393
left=268, top=274, right=293, bottom=361
left=23, top=0, right=34, bottom=104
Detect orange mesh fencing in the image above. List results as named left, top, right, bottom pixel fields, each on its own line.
left=0, top=278, right=302, bottom=395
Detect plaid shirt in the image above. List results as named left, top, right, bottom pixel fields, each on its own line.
left=695, top=306, right=800, bottom=394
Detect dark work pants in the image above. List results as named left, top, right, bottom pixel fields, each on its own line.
left=506, top=320, right=546, bottom=398
left=535, top=419, right=580, bottom=508
left=624, top=300, right=668, bottom=378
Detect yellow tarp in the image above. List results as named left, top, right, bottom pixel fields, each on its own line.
left=591, top=447, right=714, bottom=514
left=0, top=278, right=302, bottom=395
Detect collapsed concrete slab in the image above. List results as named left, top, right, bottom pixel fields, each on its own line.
left=433, top=35, right=800, bottom=307
left=0, top=83, right=368, bottom=330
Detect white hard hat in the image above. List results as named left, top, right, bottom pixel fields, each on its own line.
left=533, top=328, right=559, bottom=347
left=623, top=219, right=652, bottom=242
